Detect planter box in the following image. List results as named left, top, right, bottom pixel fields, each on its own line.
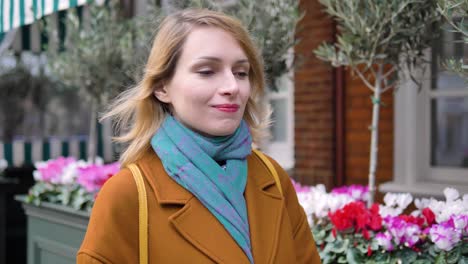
left=15, top=196, right=90, bottom=264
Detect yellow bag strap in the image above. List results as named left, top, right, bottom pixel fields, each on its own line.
left=127, top=164, right=148, bottom=264
left=253, top=149, right=283, bottom=197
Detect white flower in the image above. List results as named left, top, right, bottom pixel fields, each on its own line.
left=328, top=194, right=354, bottom=213
left=396, top=193, right=413, bottom=209
left=414, top=197, right=431, bottom=210
left=379, top=205, right=402, bottom=217
left=0, top=159, right=7, bottom=172
left=60, top=163, right=79, bottom=185
left=381, top=192, right=413, bottom=217
left=422, top=189, right=468, bottom=223
left=444, top=188, right=459, bottom=202
left=33, top=170, right=42, bottom=181
left=452, top=215, right=468, bottom=230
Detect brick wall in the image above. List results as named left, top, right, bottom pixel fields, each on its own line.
left=294, top=0, right=394, bottom=190
left=294, top=0, right=335, bottom=187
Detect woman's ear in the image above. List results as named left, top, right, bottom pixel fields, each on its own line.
left=153, top=85, right=171, bottom=103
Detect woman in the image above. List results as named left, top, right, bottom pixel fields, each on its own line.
left=77, top=8, right=321, bottom=264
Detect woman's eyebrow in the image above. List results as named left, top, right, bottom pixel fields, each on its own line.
left=195, top=56, right=249, bottom=64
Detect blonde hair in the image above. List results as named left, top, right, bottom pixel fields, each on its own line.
left=102, top=8, right=270, bottom=166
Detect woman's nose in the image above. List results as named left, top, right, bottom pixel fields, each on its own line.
left=219, top=71, right=240, bottom=96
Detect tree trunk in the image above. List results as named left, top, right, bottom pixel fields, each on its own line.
left=87, top=101, right=97, bottom=163
left=367, top=64, right=383, bottom=207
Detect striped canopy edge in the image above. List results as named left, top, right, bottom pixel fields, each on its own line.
left=0, top=0, right=90, bottom=34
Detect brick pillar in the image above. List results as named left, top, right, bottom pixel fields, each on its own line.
left=294, top=0, right=335, bottom=187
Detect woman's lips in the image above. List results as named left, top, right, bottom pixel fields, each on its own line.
left=213, top=104, right=240, bottom=113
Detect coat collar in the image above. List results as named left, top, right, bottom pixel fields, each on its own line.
left=137, top=150, right=283, bottom=264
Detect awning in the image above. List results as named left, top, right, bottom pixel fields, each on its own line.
left=0, top=0, right=89, bottom=34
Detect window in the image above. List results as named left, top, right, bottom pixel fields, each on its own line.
left=262, top=73, right=295, bottom=170
left=380, top=23, right=468, bottom=197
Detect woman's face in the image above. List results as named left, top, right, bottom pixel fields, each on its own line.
left=155, top=26, right=251, bottom=137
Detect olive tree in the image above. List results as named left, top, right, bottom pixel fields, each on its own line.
left=314, top=0, right=442, bottom=205
left=46, top=1, right=137, bottom=162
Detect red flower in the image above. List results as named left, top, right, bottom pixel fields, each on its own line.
left=367, top=245, right=372, bottom=256
left=399, top=215, right=425, bottom=227
left=362, top=229, right=370, bottom=240
left=370, top=203, right=380, bottom=214
left=422, top=208, right=436, bottom=226
left=329, top=209, right=353, bottom=231
left=328, top=201, right=383, bottom=235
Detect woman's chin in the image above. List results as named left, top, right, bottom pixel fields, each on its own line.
left=199, top=123, right=241, bottom=137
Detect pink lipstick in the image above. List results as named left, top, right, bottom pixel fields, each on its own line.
left=213, top=104, right=240, bottom=113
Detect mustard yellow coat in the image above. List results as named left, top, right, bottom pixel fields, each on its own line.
left=77, top=150, right=321, bottom=263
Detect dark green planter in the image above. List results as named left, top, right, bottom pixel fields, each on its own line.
left=15, top=196, right=90, bottom=264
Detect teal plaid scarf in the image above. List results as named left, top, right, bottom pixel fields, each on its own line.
left=151, top=116, right=254, bottom=263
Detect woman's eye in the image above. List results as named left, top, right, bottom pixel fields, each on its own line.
left=235, top=71, right=249, bottom=78
left=197, top=70, right=214, bottom=76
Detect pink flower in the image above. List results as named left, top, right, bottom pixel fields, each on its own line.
left=452, top=215, right=468, bottom=233
left=331, top=185, right=369, bottom=201
left=77, top=162, right=120, bottom=192
left=376, top=231, right=394, bottom=251
left=291, top=179, right=311, bottom=193
left=384, top=216, right=422, bottom=247
left=429, top=220, right=461, bottom=251
left=34, top=157, right=77, bottom=183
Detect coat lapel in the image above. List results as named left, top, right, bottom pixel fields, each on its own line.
left=245, top=153, right=284, bottom=264
left=137, top=151, right=250, bottom=264
left=169, top=197, right=250, bottom=263
left=138, top=151, right=284, bottom=263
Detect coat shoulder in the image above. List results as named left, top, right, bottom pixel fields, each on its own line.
left=77, top=168, right=139, bottom=263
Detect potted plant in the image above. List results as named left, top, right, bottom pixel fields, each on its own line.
left=15, top=157, right=119, bottom=264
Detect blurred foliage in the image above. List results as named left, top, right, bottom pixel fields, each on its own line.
left=437, top=0, right=467, bottom=81
left=0, top=55, right=60, bottom=141
left=45, top=1, right=142, bottom=161
left=46, top=2, right=137, bottom=108
left=314, top=0, right=442, bottom=90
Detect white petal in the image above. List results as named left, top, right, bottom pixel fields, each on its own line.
left=444, top=188, right=459, bottom=202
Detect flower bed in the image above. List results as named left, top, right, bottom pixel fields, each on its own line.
left=24, top=157, right=468, bottom=262
left=293, top=181, right=468, bottom=263
left=26, top=157, right=119, bottom=211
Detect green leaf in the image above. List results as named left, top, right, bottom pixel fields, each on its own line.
left=460, top=241, right=468, bottom=255
left=338, top=255, right=348, bottom=263
left=331, top=238, right=350, bottom=253
left=435, top=252, right=448, bottom=264
left=458, top=256, right=468, bottom=264
left=447, top=246, right=461, bottom=264
left=412, top=260, right=432, bottom=264
left=346, top=248, right=364, bottom=264
left=395, top=248, right=418, bottom=263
